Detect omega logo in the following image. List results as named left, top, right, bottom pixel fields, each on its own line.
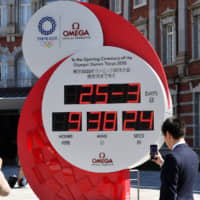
left=72, top=22, right=80, bottom=30
left=63, top=22, right=90, bottom=37
left=92, top=152, right=113, bottom=165
left=99, top=152, right=106, bottom=159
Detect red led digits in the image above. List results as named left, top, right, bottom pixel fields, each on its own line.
left=127, top=83, right=140, bottom=103
left=79, top=85, right=93, bottom=104
left=52, top=112, right=82, bottom=131
left=53, top=111, right=154, bottom=132
left=87, top=112, right=101, bottom=131
left=62, top=82, right=154, bottom=132
left=112, top=92, right=124, bottom=95
left=140, top=111, right=154, bottom=130
left=103, top=111, right=117, bottom=131
left=96, top=84, right=108, bottom=104
left=87, top=111, right=117, bottom=131
left=122, top=111, right=154, bottom=131
left=123, top=111, right=137, bottom=131
left=64, top=83, right=141, bottom=104
left=68, top=112, right=82, bottom=131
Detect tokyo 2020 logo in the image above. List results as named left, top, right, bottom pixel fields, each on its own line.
left=38, top=16, right=56, bottom=35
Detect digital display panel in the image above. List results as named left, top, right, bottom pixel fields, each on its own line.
left=52, top=110, right=154, bottom=132
left=64, top=83, right=140, bottom=104
left=87, top=111, right=117, bottom=131
left=123, top=111, right=154, bottom=130
left=53, top=112, right=82, bottom=131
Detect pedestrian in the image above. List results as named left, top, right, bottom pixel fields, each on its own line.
left=0, top=157, right=11, bottom=196
left=17, top=166, right=27, bottom=187
left=8, top=159, right=27, bottom=188
left=152, top=117, right=199, bottom=200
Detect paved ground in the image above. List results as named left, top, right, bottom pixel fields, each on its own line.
left=1, top=166, right=200, bottom=200
left=131, top=170, right=200, bottom=200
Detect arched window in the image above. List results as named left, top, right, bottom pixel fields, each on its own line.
left=17, top=56, right=33, bottom=87
left=0, top=55, right=8, bottom=87
left=0, top=0, right=7, bottom=34
left=20, top=0, right=31, bottom=32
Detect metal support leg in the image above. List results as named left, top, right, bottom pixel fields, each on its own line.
left=130, top=169, right=140, bottom=200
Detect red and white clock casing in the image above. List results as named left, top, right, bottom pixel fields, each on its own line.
left=18, top=1, right=172, bottom=199
left=42, top=46, right=172, bottom=173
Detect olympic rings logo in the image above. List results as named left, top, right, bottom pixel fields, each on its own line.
left=38, top=16, right=56, bottom=35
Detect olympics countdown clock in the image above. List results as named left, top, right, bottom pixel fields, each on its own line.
left=42, top=46, right=171, bottom=173
left=18, top=2, right=172, bottom=198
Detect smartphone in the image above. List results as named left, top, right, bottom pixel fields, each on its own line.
left=150, top=144, right=158, bottom=160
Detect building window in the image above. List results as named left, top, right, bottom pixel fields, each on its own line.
left=193, top=15, right=200, bottom=59
left=134, top=17, right=147, bottom=38
left=165, top=23, right=175, bottom=64
left=0, top=0, right=7, bottom=27
left=191, top=4, right=200, bottom=60
left=160, top=10, right=176, bottom=65
left=115, top=0, right=122, bottom=14
left=170, top=89, right=177, bottom=116
left=20, top=0, right=31, bottom=27
left=194, top=92, right=200, bottom=147
left=0, top=55, right=8, bottom=88
left=0, top=0, right=7, bottom=35
left=134, top=0, right=147, bottom=9
left=17, top=56, right=33, bottom=87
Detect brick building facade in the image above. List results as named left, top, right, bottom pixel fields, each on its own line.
left=0, top=0, right=200, bottom=163
left=127, top=0, right=200, bottom=157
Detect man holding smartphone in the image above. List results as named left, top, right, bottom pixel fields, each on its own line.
left=152, top=117, right=199, bottom=200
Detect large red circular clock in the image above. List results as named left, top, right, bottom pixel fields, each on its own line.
left=18, top=1, right=172, bottom=199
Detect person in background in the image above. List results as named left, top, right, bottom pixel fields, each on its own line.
left=17, top=166, right=27, bottom=187
left=0, top=157, right=11, bottom=196
left=152, top=117, right=199, bottom=200
left=7, top=159, right=27, bottom=188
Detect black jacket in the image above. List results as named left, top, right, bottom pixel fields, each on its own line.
left=160, top=144, right=199, bottom=200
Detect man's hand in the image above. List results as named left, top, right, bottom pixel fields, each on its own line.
left=151, top=152, right=164, bottom=167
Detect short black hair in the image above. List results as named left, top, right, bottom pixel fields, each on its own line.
left=161, top=117, right=185, bottom=139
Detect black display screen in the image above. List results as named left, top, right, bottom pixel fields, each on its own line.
left=123, top=111, right=154, bottom=130
left=87, top=111, right=117, bottom=131
left=64, top=83, right=140, bottom=104
left=52, top=110, right=154, bottom=131
left=52, top=112, right=82, bottom=131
